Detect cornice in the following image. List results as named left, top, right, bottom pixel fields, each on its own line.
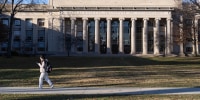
left=56, top=7, right=175, bottom=11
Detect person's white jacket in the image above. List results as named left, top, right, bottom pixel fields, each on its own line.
left=37, top=59, right=48, bottom=73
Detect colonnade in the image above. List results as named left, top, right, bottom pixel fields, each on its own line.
left=68, top=17, right=172, bottom=55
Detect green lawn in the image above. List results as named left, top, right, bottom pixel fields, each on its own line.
left=1, top=56, right=200, bottom=99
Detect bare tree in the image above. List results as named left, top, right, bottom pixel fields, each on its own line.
left=186, top=0, right=200, bottom=56
left=7, top=0, right=23, bottom=57
left=173, top=1, right=199, bottom=56
left=190, top=0, right=200, bottom=8
left=172, top=7, right=185, bottom=56
left=1, top=0, right=36, bottom=57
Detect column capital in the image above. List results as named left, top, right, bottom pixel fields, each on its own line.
left=95, top=17, right=100, bottom=20
left=70, top=17, right=76, bottom=20
left=155, top=18, right=161, bottom=20
left=167, top=18, right=172, bottom=21
left=195, top=18, right=198, bottom=23
left=106, top=17, right=112, bottom=20
left=82, top=17, right=88, bottom=20
left=119, top=17, right=125, bottom=20
left=143, top=18, right=149, bottom=20
left=195, top=15, right=200, bottom=20
left=59, top=17, right=65, bottom=20
left=131, top=18, right=137, bottom=20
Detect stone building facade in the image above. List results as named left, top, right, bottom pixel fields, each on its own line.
left=1, top=0, right=192, bottom=56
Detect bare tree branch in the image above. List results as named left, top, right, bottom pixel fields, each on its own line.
left=13, top=0, right=23, bottom=15
left=0, top=0, right=8, bottom=14
left=190, top=0, right=200, bottom=8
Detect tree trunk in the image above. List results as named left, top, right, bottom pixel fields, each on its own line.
left=7, top=13, right=14, bottom=57
left=194, top=37, right=198, bottom=56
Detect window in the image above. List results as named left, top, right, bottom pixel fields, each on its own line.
left=88, top=20, right=95, bottom=52
left=136, top=19, right=143, bottom=53
left=2, top=19, right=9, bottom=26
left=123, top=20, right=131, bottom=54
left=38, top=42, right=45, bottom=48
left=13, top=30, right=21, bottom=41
left=38, top=29, right=45, bottom=51
left=77, top=20, right=82, bottom=25
left=24, top=19, right=33, bottom=52
left=14, top=19, right=21, bottom=26
left=26, top=30, right=33, bottom=42
left=160, top=19, right=166, bottom=27
left=13, top=20, right=21, bottom=51
left=66, top=20, right=70, bottom=25
left=38, top=30, right=45, bottom=41
left=111, top=20, right=119, bottom=54
left=26, top=19, right=33, bottom=28
left=14, top=30, right=20, bottom=36
left=185, top=19, right=192, bottom=25
left=148, top=32, right=154, bottom=52
left=38, top=19, right=45, bottom=27
left=1, top=42, right=8, bottom=51
left=186, top=47, right=193, bottom=52
left=148, top=20, right=154, bottom=27
left=76, top=19, right=83, bottom=52
left=99, top=20, right=107, bottom=54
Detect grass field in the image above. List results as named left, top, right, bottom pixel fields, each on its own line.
left=1, top=56, right=200, bottom=99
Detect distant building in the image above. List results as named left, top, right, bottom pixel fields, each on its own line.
left=0, top=0, right=190, bottom=56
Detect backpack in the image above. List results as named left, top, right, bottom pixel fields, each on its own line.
left=45, top=60, right=52, bottom=73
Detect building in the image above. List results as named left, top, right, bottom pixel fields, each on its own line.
left=0, top=0, right=184, bottom=56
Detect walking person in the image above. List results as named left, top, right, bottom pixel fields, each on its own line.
left=37, top=55, right=54, bottom=89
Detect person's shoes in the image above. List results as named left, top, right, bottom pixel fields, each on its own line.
left=50, top=85, right=54, bottom=89
left=39, top=87, right=42, bottom=89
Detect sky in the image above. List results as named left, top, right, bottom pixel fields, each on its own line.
left=21, top=0, right=48, bottom=4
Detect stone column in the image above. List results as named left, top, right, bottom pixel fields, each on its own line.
left=171, top=21, right=174, bottom=53
left=154, top=18, right=160, bottom=55
left=192, top=24, right=195, bottom=55
left=179, top=15, right=184, bottom=56
left=131, top=18, right=136, bottom=55
left=143, top=18, right=148, bottom=55
left=95, top=18, right=100, bottom=54
left=83, top=18, right=88, bottom=53
left=70, top=18, right=76, bottom=53
left=166, top=18, right=171, bottom=55
left=195, top=19, right=199, bottom=55
left=107, top=18, right=112, bottom=54
left=119, top=18, right=124, bottom=54
left=192, top=18, right=199, bottom=55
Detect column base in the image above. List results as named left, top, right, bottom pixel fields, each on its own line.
left=130, top=52, right=136, bottom=55
left=179, top=53, right=185, bottom=57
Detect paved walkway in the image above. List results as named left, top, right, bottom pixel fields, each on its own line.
left=1, top=87, right=200, bottom=95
